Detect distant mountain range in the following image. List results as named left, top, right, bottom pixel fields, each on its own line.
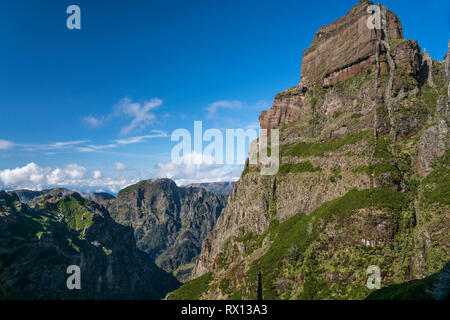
left=101, top=179, right=228, bottom=282
left=13, top=188, right=115, bottom=206
left=0, top=190, right=179, bottom=299
left=0, top=178, right=231, bottom=298
left=185, top=182, right=235, bottom=196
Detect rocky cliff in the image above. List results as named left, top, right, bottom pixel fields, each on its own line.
left=172, top=1, right=449, bottom=300
left=0, top=191, right=180, bottom=299
left=102, top=179, right=227, bottom=282
left=260, top=0, right=419, bottom=130
left=185, top=182, right=236, bottom=196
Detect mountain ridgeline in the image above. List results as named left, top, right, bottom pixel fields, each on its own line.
left=0, top=190, right=180, bottom=299
left=0, top=179, right=228, bottom=298
left=101, top=179, right=228, bottom=282
left=170, top=1, right=449, bottom=300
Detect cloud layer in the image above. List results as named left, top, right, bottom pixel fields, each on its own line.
left=0, top=140, right=14, bottom=150
left=83, top=97, right=163, bottom=136
left=206, top=100, right=242, bottom=118
left=154, top=152, right=242, bottom=186
left=0, top=162, right=134, bottom=193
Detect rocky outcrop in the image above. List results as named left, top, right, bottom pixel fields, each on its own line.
left=301, top=1, right=402, bottom=87
left=176, top=1, right=449, bottom=301
left=259, top=1, right=425, bottom=130
left=0, top=191, right=180, bottom=299
left=185, top=182, right=235, bottom=196
left=259, top=86, right=310, bottom=130
left=417, top=43, right=450, bottom=175
left=102, top=179, right=227, bottom=282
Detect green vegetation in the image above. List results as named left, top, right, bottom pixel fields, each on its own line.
left=235, top=232, right=256, bottom=243
left=235, top=232, right=265, bottom=256
left=421, top=83, right=440, bottom=111
left=332, top=74, right=373, bottom=93
left=53, top=195, right=94, bottom=231
left=169, top=272, right=213, bottom=300
left=67, top=238, right=80, bottom=252
left=278, top=161, right=322, bottom=175
left=219, top=278, right=232, bottom=295
left=241, top=166, right=260, bottom=177
left=268, top=194, right=277, bottom=216
left=329, top=166, right=343, bottom=183
left=102, top=246, right=112, bottom=255
left=387, top=38, right=407, bottom=50
left=354, top=162, right=400, bottom=177
left=214, top=241, right=239, bottom=271
left=420, top=72, right=447, bottom=115
left=245, top=188, right=409, bottom=300
left=274, top=86, right=302, bottom=99
left=333, top=111, right=344, bottom=119
left=282, top=131, right=372, bottom=158
left=366, top=266, right=447, bottom=300
left=373, top=136, right=393, bottom=160
left=420, top=166, right=450, bottom=208
left=229, top=289, right=243, bottom=300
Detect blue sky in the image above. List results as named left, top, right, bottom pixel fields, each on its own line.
left=0, top=0, right=449, bottom=193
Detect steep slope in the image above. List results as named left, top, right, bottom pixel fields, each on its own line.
left=13, top=188, right=115, bottom=206
left=102, top=178, right=227, bottom=282
left=0, top=261, right=10, bottom=299
left=185, top=182, right=235, bottom=196
left=367, top=262, right=450, bottom=300
left=0, top=191, right=180, bottom=299
left=172, top=1, right=449, bottom=300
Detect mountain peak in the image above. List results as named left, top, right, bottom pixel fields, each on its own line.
left=259, top=1, right=417, bottom=130
left=301, top=1, right=403, bottom=87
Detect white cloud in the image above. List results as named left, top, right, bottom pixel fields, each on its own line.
left=114, top=162, right=127, bottom=171
left=83, top=115, right=106, bottom=128
left=206, top=100, right=242, bottom=118
left=93, top=170, right=102, bottom=179
left=0, top=140, right=14, bottom=150
left=20, top=140, right=88, bottom=152
left=154, top=152, right=242, bottom=186
left=50, top=141, right=88, bottom=148
left=115, top=130, right=168, bottom=145
left=0, top=162, right=143, bottom=193
left=77, top=143, right=117, bottom=153
left=0, top=163, right=87, bottom=190
left=62, top=163, right=87, bottom=179
left=82, top=97, right=163, bottom=136
left=117, top=98, right=162, bottom=136
left=77, top=130, right=167, bottom=153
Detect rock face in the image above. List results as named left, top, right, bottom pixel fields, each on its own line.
left=173, top=1, right=449, bottom=300
left=0, top=191, right=180, bottom=299
left=301, top=0, right=403, bottom=88
left=185, top=182, right=235, bottom=196
left=102, top=179, right=227, bottom=282
left=13, top=188, right=115, bottom=206
left=259, top=1, right=423, bottom=130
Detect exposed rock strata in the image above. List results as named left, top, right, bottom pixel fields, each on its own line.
left=182, top=1, right=449, bottom=300
left=102, top=179, right=227, bottom=282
